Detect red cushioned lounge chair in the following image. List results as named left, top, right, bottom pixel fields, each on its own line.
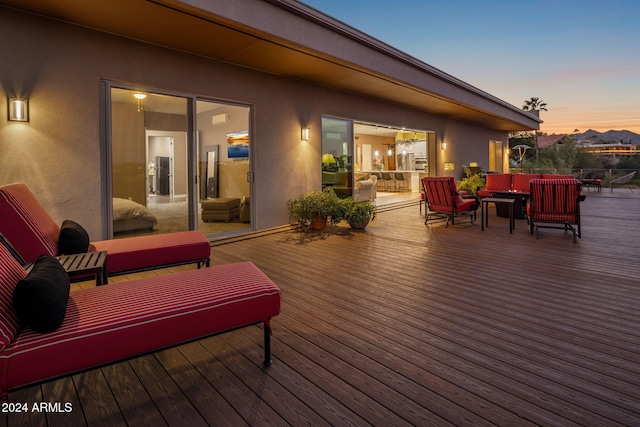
left=422, top=177, right=478, bottom=227
left=528, top=178, right=583, bottom=242
left=0, top=183, right=211, bottom=275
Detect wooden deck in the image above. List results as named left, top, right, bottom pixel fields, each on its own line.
left=3, top=190, right=640, bottom=426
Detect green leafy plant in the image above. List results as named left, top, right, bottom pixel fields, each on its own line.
left=456, top=166, right=485, bottom=196
left=287, top=187, right=341, bottom=230
left=338, top=197, right=377, bottom=229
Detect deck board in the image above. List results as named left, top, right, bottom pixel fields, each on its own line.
left=5, top=191, right=640, bottom=426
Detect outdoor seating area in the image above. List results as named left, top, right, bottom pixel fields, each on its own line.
left=576, top=171, right=604, bottom=192
left=610, top=171, right=637, bottom=192
left=5, top=190, right=639, bottom=426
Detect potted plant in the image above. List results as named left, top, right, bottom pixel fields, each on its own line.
left=456, top=165, right=485, bottom=196
left=287, top=187, right=340, bottom=230
left=339, top=197, right=377, bottom=229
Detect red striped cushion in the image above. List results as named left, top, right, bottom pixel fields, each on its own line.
left=92, top=231, right=211, bottom=274
left=0, top=261, right=281, bottom=392
left=0, top=184, right=211, bottom=275
left=0, top=184, right=59, bottom=264
left=529, top=179, right=580, bottom=222
left=0, top=246, right=25, bottom=351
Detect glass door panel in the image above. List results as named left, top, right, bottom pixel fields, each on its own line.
left=321, top=117, right=353, bottom=197
left=196, top=100, right=251, bottom=235
left=110, top=88, right=189, bottom=236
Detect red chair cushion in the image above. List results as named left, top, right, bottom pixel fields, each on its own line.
left=542, top=174, right=574, bottom=179
left=456, top=199, right=476, bottom=213
left=512, top=174, right=542, bottom=192
left=0, top=261, right=280, bottom=392
left=0, top=183, right=59, bottom=264
left=0, top=183, right=211, bottom=275
left=529, top=178, right=581, bottom=222
left=92, top=231, right=211, bottom=274
left=485, top=174, right=512, bottom=192
left=0, top=245, right=24, bottom=352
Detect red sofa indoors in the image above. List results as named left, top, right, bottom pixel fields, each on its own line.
left=0, top=183, right=210, bottom=275
left=477, top=173, right=574, bottom=198
left=0, top=243, right=281, bottom=394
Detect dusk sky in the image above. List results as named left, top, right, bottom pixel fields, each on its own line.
left=301, top=0, right=640, bottom=135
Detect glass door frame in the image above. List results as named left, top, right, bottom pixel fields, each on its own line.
left=101, top=81, right=198, bottom=238
left=321, top=116, right=354, bottom=197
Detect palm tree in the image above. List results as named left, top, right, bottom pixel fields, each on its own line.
left=522, top=97, right=547, bottom=112
left=522, top=97, right=548, bottom=159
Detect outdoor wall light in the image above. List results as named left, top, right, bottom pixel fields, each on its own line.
left=301, top=127, right=310, bottom=141
left=8, top=98, right=28, bottom=122
left=441, top=141, right=447, bottom=150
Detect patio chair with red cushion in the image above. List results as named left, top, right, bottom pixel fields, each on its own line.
left=528, top=178, right=583, bottom=241
left=422, top=177, right=478, bottom=227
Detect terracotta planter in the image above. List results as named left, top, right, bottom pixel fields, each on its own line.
left=312, top=216, right=328, bottom=230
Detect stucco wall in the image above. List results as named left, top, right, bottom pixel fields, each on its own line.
left=0, top=7, right=507, bottom=239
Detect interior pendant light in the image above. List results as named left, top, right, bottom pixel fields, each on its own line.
left=134, top=92, right=147, bottom=112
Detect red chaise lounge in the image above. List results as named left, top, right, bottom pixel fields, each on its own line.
left=0, top=242, right=281, bottom=394
left=0, top=183, right=211, bottom=275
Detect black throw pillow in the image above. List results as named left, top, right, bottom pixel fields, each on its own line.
left=12, top=254, right=70, bottom=333
left=58, top=220, right=90, bottom=255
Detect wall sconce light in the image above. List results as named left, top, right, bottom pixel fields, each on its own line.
left=301, top=127, right=310, bottom=141
left=8, top=98, right=29, bottom=122
left=441, top=141, right=447, bottom=150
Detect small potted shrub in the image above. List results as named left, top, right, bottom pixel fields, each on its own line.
left=340, top=197, right=377, bottom=229
left=456, top=166, right=485, bottom=196
left=287, top=187, right=340, bottom=230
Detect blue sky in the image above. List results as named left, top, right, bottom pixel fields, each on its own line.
left=301, top=0, right=640, bottom=134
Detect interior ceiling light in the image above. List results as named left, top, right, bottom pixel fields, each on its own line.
left=134, top=92, right=147, bottom=112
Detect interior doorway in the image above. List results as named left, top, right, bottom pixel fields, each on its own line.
left=320, top=117, right=434, bottom=205
left=146, top=130, right=188, bottom=199
left=352, top=121, right=434, bottom=203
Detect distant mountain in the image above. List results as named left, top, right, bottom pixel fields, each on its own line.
left=574, top=129, right=640, bottom=144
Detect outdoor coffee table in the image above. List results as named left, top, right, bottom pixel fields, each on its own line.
left=26, top=251, right=108, bottom=286
left=492, top=191, right=530, bottom=219
left=481, top=198, right=515, bottom=234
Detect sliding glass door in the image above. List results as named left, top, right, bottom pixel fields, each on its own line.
left=104, top=83, right=252, bottom=238
left=321, top=117, right=353, bottom=197
left=109, top=87, right=190, bottom=236
left=196, top=100, right=252, bottom=235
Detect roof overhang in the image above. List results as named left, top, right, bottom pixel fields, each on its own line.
left=0, top=0, right=541, bottom=131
